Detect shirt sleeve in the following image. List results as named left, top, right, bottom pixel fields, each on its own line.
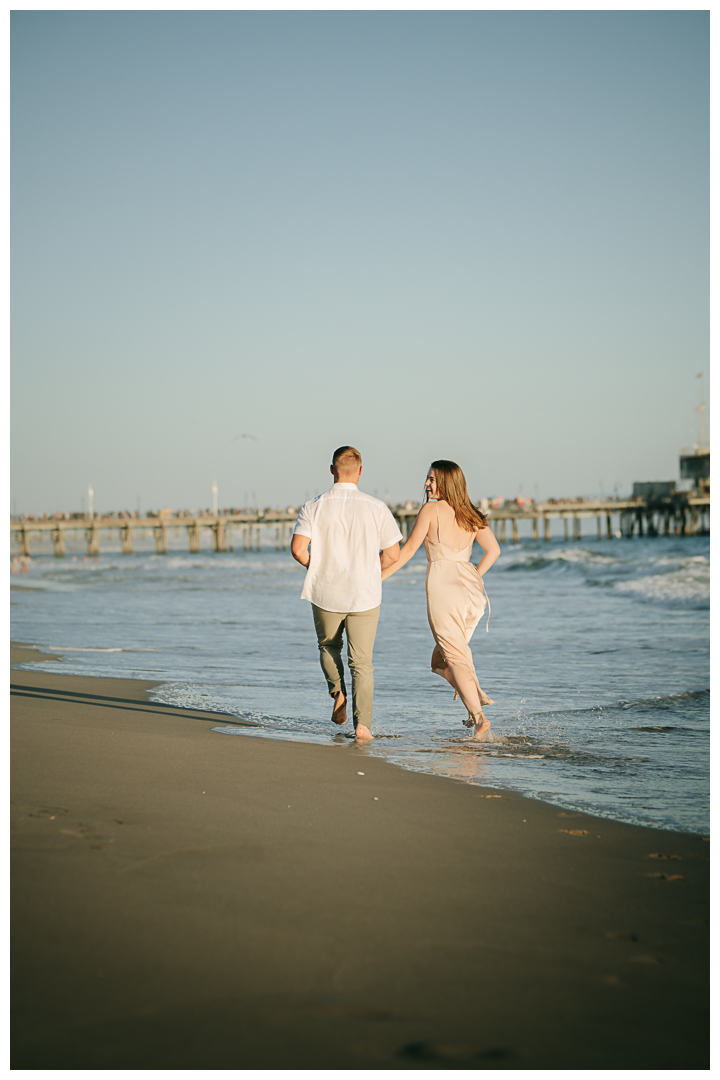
left=379, top=505, right=403, bottom=549
left=293, top=501, right=313, bottom=538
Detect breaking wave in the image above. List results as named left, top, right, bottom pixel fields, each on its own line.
left=498, top=543, right=708, bottom=608
left=612, top=565, right=708, bottom=607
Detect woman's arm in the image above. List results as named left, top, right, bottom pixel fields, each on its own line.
left=474, top=526, right=501, bottom=584
left=381, top=503, right=433, bottom=581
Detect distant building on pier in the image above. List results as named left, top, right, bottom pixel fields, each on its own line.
left=632, top=481, right=676, bottom=500
left=679, top=448, right=710, bottom=490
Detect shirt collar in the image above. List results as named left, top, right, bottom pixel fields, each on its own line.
left=333, top=483, right=358, bottom=489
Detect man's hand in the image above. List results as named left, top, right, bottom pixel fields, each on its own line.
left=291, top=534, right=311, bottom=568
left=380, top=543, right=400, bottom=571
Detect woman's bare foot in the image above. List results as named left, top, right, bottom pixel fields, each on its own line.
left=331, top=691, right=347, bottom=726
left=355, top=723, right=373, bottom=742
left=471, top=711, right=491, bottom=740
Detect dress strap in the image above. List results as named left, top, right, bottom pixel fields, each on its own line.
left=435, top=501, right=441, bottom=544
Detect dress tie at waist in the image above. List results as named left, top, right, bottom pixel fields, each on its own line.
left=482, top=580, right=491, bottom=632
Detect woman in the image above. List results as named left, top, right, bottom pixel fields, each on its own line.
left=382, top=460, right=501, bottom=739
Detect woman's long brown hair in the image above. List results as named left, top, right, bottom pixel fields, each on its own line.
left=428, top=459, right=488, bottom=532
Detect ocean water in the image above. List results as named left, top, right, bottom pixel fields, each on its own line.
left=11, top=531, right=709, bottom=834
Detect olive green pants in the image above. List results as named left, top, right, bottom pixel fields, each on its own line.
left=311, top=604, right=381, bottom=730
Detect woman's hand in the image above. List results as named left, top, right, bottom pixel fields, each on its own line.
left=476, top=570, right=484, bottom=587
left=473, top=526, right=501, bottom=581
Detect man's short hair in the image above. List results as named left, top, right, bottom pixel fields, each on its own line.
left=332, top=446, right=362, bottom=473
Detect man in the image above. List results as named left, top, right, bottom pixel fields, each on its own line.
left=291, top=446, right=401, bottom=742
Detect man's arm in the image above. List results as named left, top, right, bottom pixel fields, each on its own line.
left=380, top=543, right=400, bottom=570
left=291, top=534, right=311, bottom=568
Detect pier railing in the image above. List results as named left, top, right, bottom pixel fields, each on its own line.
left=9, top=497, right=710, bottom=558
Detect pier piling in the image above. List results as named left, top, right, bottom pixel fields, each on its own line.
left=211, top=521, right=226, bottom=553
left=188, top=523, right=201, bottom=554
left=86, top=524, right=100, bottom=556
left=154, top=524, right=167, bottom=555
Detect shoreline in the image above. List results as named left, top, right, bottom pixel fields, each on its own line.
left=13, top=641, right=709, bottom=837
left=11, top=643, right=709, bottom=1068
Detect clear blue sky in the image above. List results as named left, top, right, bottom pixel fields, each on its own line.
left=11, top=10, right=708, bottom=513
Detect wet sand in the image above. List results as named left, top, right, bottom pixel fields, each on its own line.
left=11, top=643, right=709, bottom=1069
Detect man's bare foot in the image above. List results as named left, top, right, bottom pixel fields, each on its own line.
left=331, top=691, right=347, bottom=726
left=355, top=723, right=373, bottom=742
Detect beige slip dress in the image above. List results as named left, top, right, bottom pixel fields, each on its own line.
left=424, top=502, right=495, bottom=716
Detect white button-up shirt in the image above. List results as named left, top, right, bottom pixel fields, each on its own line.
left=293, top=483, right=403, bottom=613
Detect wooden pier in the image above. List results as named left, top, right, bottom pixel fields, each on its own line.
left=9, top=496, right=709, bottom=558
left=9, top=512, right=297, bottom=558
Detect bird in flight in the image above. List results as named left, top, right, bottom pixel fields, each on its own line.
left=232, top=433, right=259, bottom=442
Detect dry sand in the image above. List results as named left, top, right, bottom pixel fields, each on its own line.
left=11, top=643, right=709, bottom=1069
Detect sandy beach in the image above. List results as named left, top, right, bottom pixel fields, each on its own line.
left=11, top=643, right=708, bottom=1070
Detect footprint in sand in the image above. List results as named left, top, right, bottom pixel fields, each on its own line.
left=399, top=1042, right=511, bottom=1063
left=558, top=828, right=589, bottom=835
left=60, top=826, right=96, bottom=838
left=646, top=872, right=683, bottom=881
